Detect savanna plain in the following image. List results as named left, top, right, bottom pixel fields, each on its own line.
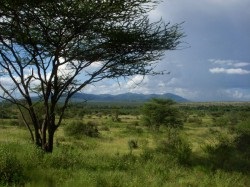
left=0, top=101, right=249, bottom=186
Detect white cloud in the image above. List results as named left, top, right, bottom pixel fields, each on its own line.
left=209, top=59, right=234, bottom=66
left=209, top=67, right=250, bottom=75
left=209, top=59, right=250, bottom=75
left=166, top=77, right=180, bottom=86
left=172, top=87, right=199, bottom=100
left=89, top=61, right=103, bottom=68
left=233, top=62, right=250, bottom=67
left=125, top=75, right=148, bottom=89
left=209, top=59, right=250, bottom=67
left=223, top=88, right=250, bottom=100
left=0, top=76, right=14, bottom=85
left=58, top=61, right=75, bottom=77
left=231, top=90, right=243, bottom=99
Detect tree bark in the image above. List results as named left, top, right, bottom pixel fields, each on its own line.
left=46, top=129, right=55, bottom=153
left=42, top=121, right=47, bottom=151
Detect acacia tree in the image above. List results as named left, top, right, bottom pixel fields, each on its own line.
left=141, top=98, right=183, bottom=131
left=0, top=0, right=183, bottom=152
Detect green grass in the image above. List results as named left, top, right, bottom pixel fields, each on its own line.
left=0, top=113, right=249, bottom=187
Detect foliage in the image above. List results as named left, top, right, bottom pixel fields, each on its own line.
left=0, top=102, right=250, bottom=186
left=157, top=128, right=192, bottom=165
left=234, top=119, right=250, bottom=156
left=187, top=115, right=203, bottom=124
left=203, top=123, right=250, bottom=173
left=0, top=144, right=25, bottom=185
left=141, top=98, right=183, bottom=131
left=128, top=139, right=139, bottom=153
left=64, top=121, right=99, bottom=138
left=0, top=0, right=183, bottom=152
left=44, top=145, right=83, bottom=169
left=111, top=107, right=121, bottom=122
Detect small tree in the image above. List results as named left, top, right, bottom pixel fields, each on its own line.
left=0, top=0, right=183, bottom=152
left=141, top=98, right=183, bottom=131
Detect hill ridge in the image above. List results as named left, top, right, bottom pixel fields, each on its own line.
left=71, top=92, right=189, bottom=102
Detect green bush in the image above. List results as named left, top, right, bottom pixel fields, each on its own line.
left=8, top=120, right=20, bottom=126
left=128, top=139, right=139, bottom=153
left=234, top=119, right=250, bottom=155
left=176, top=140, right=192, bottom=165
left=99, top=125, right=110, bottom=131
left=203, top=141, right=234, bottom=169
left=187, top=116, right=202, bottom=125
left=125, top=125, right=144, bottom=134
left=64, top=121, right=99, bottom=138
left=157, top=130, right=192, bottom=165
left=235, top=133, right=250, bottom=154
left=110, top=153, right=137, bottom=171
left=44, top=145, right=82, bottom=169
left=131, top=121, right=139, bottom=126
left=0, top=145, right=25, bottom=185
left=141, top=98, right=183, bottom=131
left=203, top=126, right=250, bottom=172
left=140, top=148, right=155, bottom=162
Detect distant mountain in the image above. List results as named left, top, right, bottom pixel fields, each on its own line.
left=70, top=92, right=189, bottom=103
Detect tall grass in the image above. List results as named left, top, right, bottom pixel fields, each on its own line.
left=0, top=113, right=249, bottom=186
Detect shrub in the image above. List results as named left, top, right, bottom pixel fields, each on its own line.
left=234, top=120, right=250, bottom=155
left=131, top=121, right=139, bottom=126
left=187, top=116, right=202, bottom=125
left=202, top=127, right=250, bottom=172
left=125, top=125, right=144, bottom=134
left=212, top=116, right=229, bottom=127
left=140, top=148, right=155, bottom=162
left=110, top=153, right=137, bottom=171
left=0, top=145, right=25, bottom=185
left=203, top=141, right=234, bottom=169
left=235, top=133, right=250, bottom=154
left=44, top=145, right=82, bottom=169
left=175, top=140, right=192, bottom=165
left=6, top=120, right=20, bottom=126
left=157, top=129, right=192, bottom=165
left=141, top=98, right=183, bottom=131
left=99, top=125, right=110, bottom=131
left=64, top=121, right=99, bottom=138
left=128, top=139, right=139, bottom=152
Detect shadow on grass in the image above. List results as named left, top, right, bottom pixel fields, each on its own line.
left=190, top=144, right=250, bottom=174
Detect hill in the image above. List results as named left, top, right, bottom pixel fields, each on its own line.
left=70, top=92, right=189, bottom=103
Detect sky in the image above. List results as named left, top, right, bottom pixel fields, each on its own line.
left=85, top=0, right=250, bottom=101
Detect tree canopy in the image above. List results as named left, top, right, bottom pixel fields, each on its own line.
left=0, top=0, right=184, bottom=152
left=141, top=98, right=183, bottom=131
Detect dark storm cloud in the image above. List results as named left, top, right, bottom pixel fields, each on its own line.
left=146, top=0, right=250, bottom=101
left=85, top=0, right=250, bottom=101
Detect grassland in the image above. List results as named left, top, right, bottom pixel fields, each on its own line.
left=0, top=102, right=249, bottom=186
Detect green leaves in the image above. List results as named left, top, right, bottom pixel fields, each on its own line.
left=0, top=0, right=183, bottom=152
left=141, top=98, right=183, bottom=130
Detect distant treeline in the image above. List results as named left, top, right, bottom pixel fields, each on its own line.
left=1, top=101, right=249, bottom=120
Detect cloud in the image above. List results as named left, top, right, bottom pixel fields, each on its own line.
left=83, top=1, right=250, bottom=101
left=222, top=88, right=250, bottom=100
left=209, top=67, right=250, bottom=75
left=209, top=59, right=250, bottom=75
left=86, top=0, right=250, bottom=102
left=234, top=62, right=250, bottom=67
left=209, top=59, right=250, bottom=67
left=125, top=75, right=148, bottom=88
left=68, top=0, right=250, bottom=102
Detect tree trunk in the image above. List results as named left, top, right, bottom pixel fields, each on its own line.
left=46, top=129, right=55, bottom=153
left=34, top=128, right=42, bottom=147
left=44, top=116, right=57, bottom=153
left=32, top=118, right=56, bottom=153
left=42, top=121, right=47, bottom=151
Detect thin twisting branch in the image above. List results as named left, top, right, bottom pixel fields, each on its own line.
left=0, top=0, right=184, bottom=152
